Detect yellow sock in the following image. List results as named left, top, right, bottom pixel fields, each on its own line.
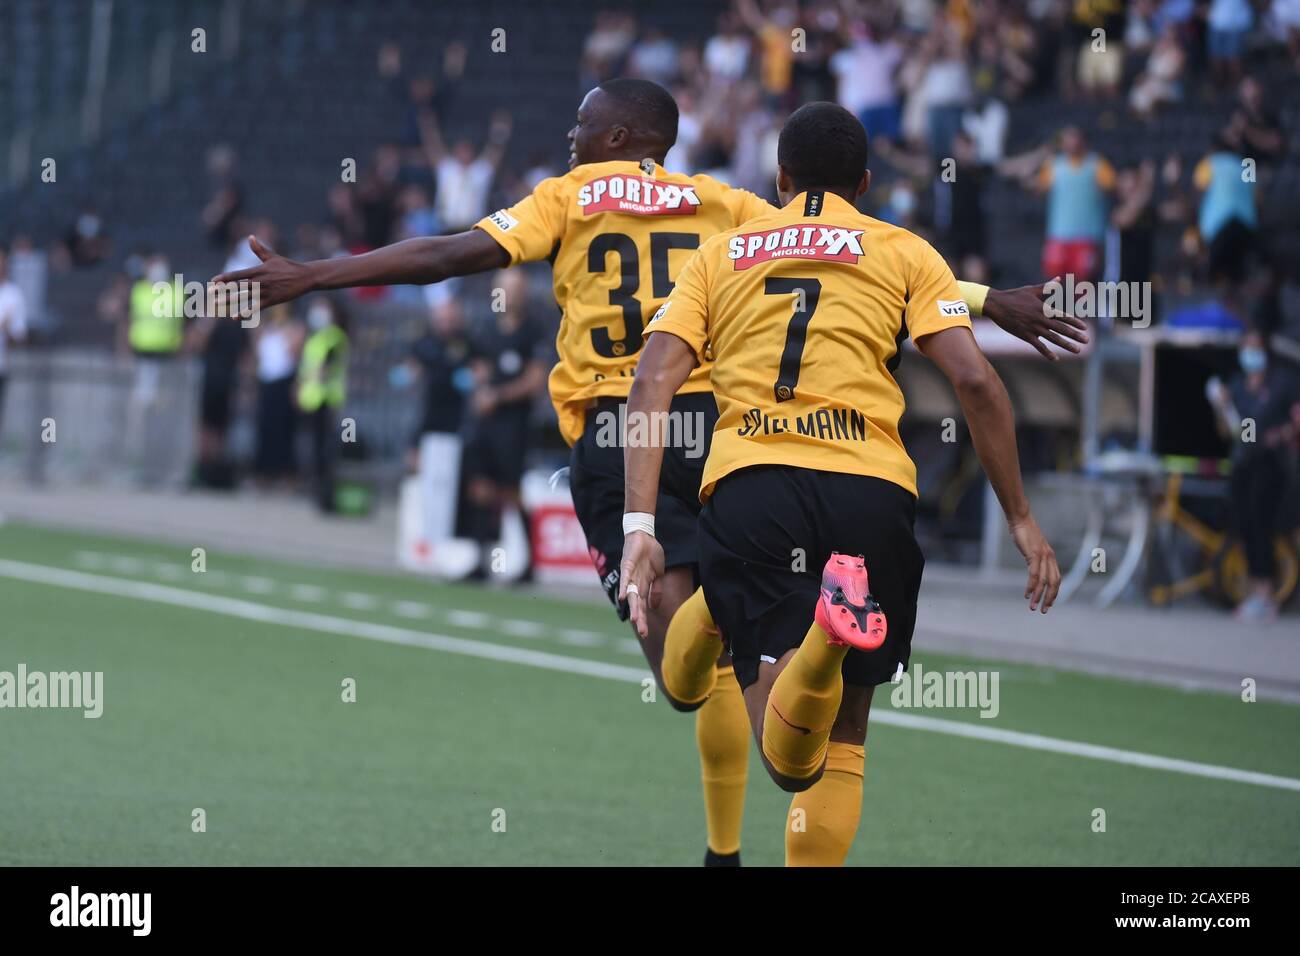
left=761, top=622, right=848, bottom=780
left=663, top=587, right=722, bottom=706
left=785, top=742, right=865, bottom=867
left=695, top=665, right=750, bottom=855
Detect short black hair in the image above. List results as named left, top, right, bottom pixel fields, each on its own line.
left=597, top=78, right=679, bottom=148
left=777, top=102, right=868, bottom=193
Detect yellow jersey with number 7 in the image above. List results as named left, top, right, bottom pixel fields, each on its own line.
left=644, top=189, right=972, bottom=500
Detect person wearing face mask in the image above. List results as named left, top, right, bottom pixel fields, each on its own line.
left=297, top=297, right=350, bottom=512
left=1209, top=329, right=1300, bottom=621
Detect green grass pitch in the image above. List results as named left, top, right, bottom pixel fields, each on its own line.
left=1, top=521, right=1297, bottom=866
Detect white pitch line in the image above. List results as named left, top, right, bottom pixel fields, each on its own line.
left=879, top=711, right=1300, bottom=792
left=3, top=557, right=1299, bottom=795
left=290, top=583, right=325, bottom=602
left=501, top=619, right=546, bottom=639
left=559, top=629, right=606, bottom=647
left=0, top=559, right=647, bottom=684
left=447, top=609, right=489, bottom=628
left=152, top=563, right=184, bottom=581
left=107, top=556, right=143, bottom=575
left=392, top=600, right=430, bottom=619
left=341, top=592, right=379, bottom=611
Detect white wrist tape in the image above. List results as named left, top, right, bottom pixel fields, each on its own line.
left=622, top=512, right=655, bottom=537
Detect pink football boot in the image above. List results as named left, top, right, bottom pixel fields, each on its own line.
left=814, top=552, right=887, bottom=650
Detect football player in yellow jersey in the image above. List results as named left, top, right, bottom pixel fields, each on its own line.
left=620, top=102, right=1063, bottom=867
left=211, top=81, right=1079, bottom=867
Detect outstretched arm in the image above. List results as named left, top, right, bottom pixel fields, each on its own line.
left=916, top=324, right=1060, bottom=612
left=209, top=231, right=510, bottom=312
left=619, top=330, right=698, bottom=637
left=970, top=279, right=1090, bottom=360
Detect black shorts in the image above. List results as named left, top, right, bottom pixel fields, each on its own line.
left=569, top=391, right=717, bottom=619
left=699, top=465, right=924, bottom=690
left=1208, top=217, right=1255, bottom=283
left=200, top=382, right=234, bottom=431
left=463, top=411, right=529, bottom=488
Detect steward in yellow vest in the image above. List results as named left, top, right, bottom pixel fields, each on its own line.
left=128, top=276, right=184, bottom=355
left=297, top=321, right=348, bottom=412
left=298, top=302, right=350, bottom=511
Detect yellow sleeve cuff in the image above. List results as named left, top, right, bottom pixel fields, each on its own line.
left=957, top=280, right=988, bottom=317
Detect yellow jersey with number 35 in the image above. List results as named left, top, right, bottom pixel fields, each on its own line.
left=645, top=190, right=972, bottom=500
left=475, top=160, right=772, bottom=445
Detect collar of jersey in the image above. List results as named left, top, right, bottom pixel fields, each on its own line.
left=786, top=190, right=859, bottom=215
left=591, top=158, right=667, bottom=177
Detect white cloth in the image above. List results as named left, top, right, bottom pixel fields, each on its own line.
left=830, top=40, right=903, bottom=113
left=921, top=58, right=971, bottom=108
left=664, top=111, right=702, bottom=174
left=0, top=281, right=28, bottom=373
left=436, top=157, right=495, bottom=230
left=703, top=35, right=749, bottom=79
left=224, top=242, right=260, bottom=274
left=256, top=326, right=297, bottom=382
left=963, top=100, right=1009, bottom=163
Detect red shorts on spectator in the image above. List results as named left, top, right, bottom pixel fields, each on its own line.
left=1042, top=239, right=1099, bottom=283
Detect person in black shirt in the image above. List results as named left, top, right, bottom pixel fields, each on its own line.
left=461, top=269, right=548, bottom=572
left=1209, top=329, right=1300, bottom=621
left=408, top=296, right=474, bottom=462
left=189, top=311, right=249, bottom=488
left=1223, top=76, right=1285, bottom=166
left=1112, top=161, right=1157, bottom=314
left=939, top=132, right=989, bottom=281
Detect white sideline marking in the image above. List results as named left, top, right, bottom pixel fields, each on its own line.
left=880, top=711, right=1300, bottom=792
left=392, top=600, right=430, bottom=619
left=3, top=558, right=1300, bottom=795
left=559, top=629, right=605, bottom=647
left=341, top=591, right=378, bottom=611
left=290, top=583, right=325, bottom=602
left=447, top=610, right=489, bottom=628
left=0, top=559, right=646, bottom=684
left=502, top=619, right=545, bottom=639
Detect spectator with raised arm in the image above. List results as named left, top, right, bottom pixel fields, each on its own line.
left=420, top=109, right=513, bottom=233
left=1026, top=126, right=1115, bottom=282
